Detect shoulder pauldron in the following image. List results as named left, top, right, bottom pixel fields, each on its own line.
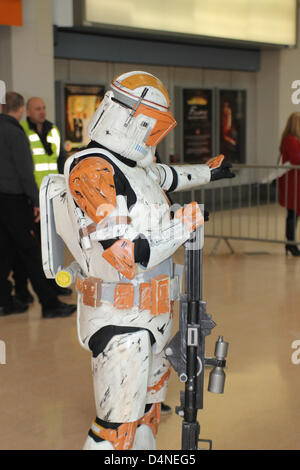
left=69, top=156, right=117, bottom=223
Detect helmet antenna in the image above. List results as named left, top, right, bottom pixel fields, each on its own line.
left=124, top=87, right=149, bottom=128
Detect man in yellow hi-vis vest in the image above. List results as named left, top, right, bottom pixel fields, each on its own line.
left=13, top=97, right=71, bottom=303
left=21, top=97, right=65, bottom=188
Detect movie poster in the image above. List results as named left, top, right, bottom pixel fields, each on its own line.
left=219, top=90, right=246, bottom=163
left=183, top=89, right=213, bottom=164
left=64, top=84, right=105, bottom=153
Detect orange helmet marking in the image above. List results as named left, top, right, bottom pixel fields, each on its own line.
left=115, top=73, right=170, bottom=108
left=133, top=103, right=177, bottom=146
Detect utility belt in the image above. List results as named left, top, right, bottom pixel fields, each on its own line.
left=75, top=273, right=181, bottom=315
left=56, top=258, right=183, bottom=313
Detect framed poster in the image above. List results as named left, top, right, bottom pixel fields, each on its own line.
left=219, top=89, right=246, bottom=163
left=183, top=88, right=213, bottom=164
left=64, top=84, right=105, bottom=153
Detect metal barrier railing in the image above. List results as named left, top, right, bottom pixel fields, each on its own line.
left=172, top=164, right=300, bottom=255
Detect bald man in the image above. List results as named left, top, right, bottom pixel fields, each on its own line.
left=13, top=98, right=71, bottom=303
left=21, top=97, right=65, bottom=188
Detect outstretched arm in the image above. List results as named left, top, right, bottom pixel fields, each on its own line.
left=147, top=154, right=235, bottom=192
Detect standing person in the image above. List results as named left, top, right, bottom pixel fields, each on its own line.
left=278, top=112, right=300, bottom=256
left=0, top=92, right=76, bottom=318
left=42, top=71, right=233, bottom=449
left=12, top=97, right=72, bottom=300
left=21, top=97, right=65, bottom=186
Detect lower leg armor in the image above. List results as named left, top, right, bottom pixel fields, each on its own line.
left=84, top=403, right=161, bottom=450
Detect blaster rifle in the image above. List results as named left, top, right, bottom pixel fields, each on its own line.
left=166, top=225, right=229, bottom=450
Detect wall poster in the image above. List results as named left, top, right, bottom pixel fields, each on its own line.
left=183, top=89, right=213, bottom=164
left=64, top=84, right=105, bottom=153
left=219, top=89, right=246, bottom=163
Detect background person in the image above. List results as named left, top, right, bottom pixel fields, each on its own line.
left=13, top=97, right=71, bottom=301
left=21, top=97, right=66, bottom=186
left=278, top=112, right=300, bottom=256
left=0, top=92, right=76, bottom=318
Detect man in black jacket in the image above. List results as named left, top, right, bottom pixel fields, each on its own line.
left=0, top=92, right=76, bottom=318
left=12, top=96, right=72, bottom=301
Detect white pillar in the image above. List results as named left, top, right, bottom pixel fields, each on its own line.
left=0, top=0, right=55, bottom=121
left=256, top=6, right=300, bottom=165
left=53, top=0, right=74, bottom=27
left=278, top=30, right=300, bottom=135
left=256, top=49, right=281, bottom=165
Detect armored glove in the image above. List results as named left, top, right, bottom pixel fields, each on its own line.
left=207, top=154, right=235, bottom=181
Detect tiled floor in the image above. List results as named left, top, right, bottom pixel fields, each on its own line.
left=0, top=237, right=300, bottom=450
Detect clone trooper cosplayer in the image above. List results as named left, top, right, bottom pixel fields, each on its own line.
left=40, top=71, right=233, bottom=450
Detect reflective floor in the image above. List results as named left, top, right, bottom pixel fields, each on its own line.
left=0, top=238, right=300, bottom=450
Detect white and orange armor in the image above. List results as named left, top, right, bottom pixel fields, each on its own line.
left=40, top=71, right=232, bottom=450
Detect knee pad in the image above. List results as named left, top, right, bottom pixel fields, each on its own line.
left=88, top=325, right=155, bottom=358
left=92, top=329, right=152, bottom=422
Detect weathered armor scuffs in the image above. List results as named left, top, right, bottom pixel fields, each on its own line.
left=51, top=148, right=184, bottom=355
left=40, top=70, right=220, bottom=451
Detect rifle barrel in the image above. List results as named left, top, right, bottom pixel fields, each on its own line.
left=182, top=228, right=204, bottom=448
left=185, top=229, right=202, bottom=300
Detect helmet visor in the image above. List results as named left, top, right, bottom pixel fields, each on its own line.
left=133, top=104, right=177, bottom=146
